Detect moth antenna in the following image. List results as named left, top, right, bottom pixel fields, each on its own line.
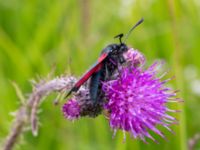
left=123, top=18, right=144, bottom=43
left=114, top=33, right=124, bottom=44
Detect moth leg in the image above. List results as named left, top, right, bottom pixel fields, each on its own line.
left=119, top=55, right=126, bottom=64
left=105, top=64, right=109, bottom=80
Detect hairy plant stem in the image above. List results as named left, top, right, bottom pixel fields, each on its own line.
left=3, top=76, right=76, bottom=150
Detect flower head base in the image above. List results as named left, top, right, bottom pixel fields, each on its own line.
left=62, top=88, right=104, bottom=120
left=102, top=61, right=179, bottom=143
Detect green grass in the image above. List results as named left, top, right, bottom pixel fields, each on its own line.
left=0, top=0, right=200, bottom=149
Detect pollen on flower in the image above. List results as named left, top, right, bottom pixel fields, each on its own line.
left=102, top=61, right=180, bottom=143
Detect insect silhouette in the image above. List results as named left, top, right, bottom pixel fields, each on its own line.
left=66, top=18, right=144, bottom=102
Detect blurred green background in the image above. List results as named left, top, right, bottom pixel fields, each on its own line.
left=0, top=0, right=200, bottom=149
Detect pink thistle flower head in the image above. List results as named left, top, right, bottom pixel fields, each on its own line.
left=102, top=61, right=179, bottom=143
left=63, top=88, right=104, bottom=119
left=62, top=47, right=180, bottom=143
left=62, top=99, right=80, bottom=120
left=123, top=48, right=146, bottom=67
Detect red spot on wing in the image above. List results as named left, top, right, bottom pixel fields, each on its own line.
left=75, top=52, right=108, bottom=88
left=75, top=62, right=102, bottom=88
left=66, top=52, right=109, bottom=96
left=98, top=52, right=108, bottom=62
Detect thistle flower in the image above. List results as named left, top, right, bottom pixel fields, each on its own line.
left=102, top=61, right=179, bottom=143
left=62, top=99, right=80, bottom=120
left=123, top=48, right=146, bottom=67
left=62, top=48, right=179, bottom=143
left=62, top=87, right=104, bottom=119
